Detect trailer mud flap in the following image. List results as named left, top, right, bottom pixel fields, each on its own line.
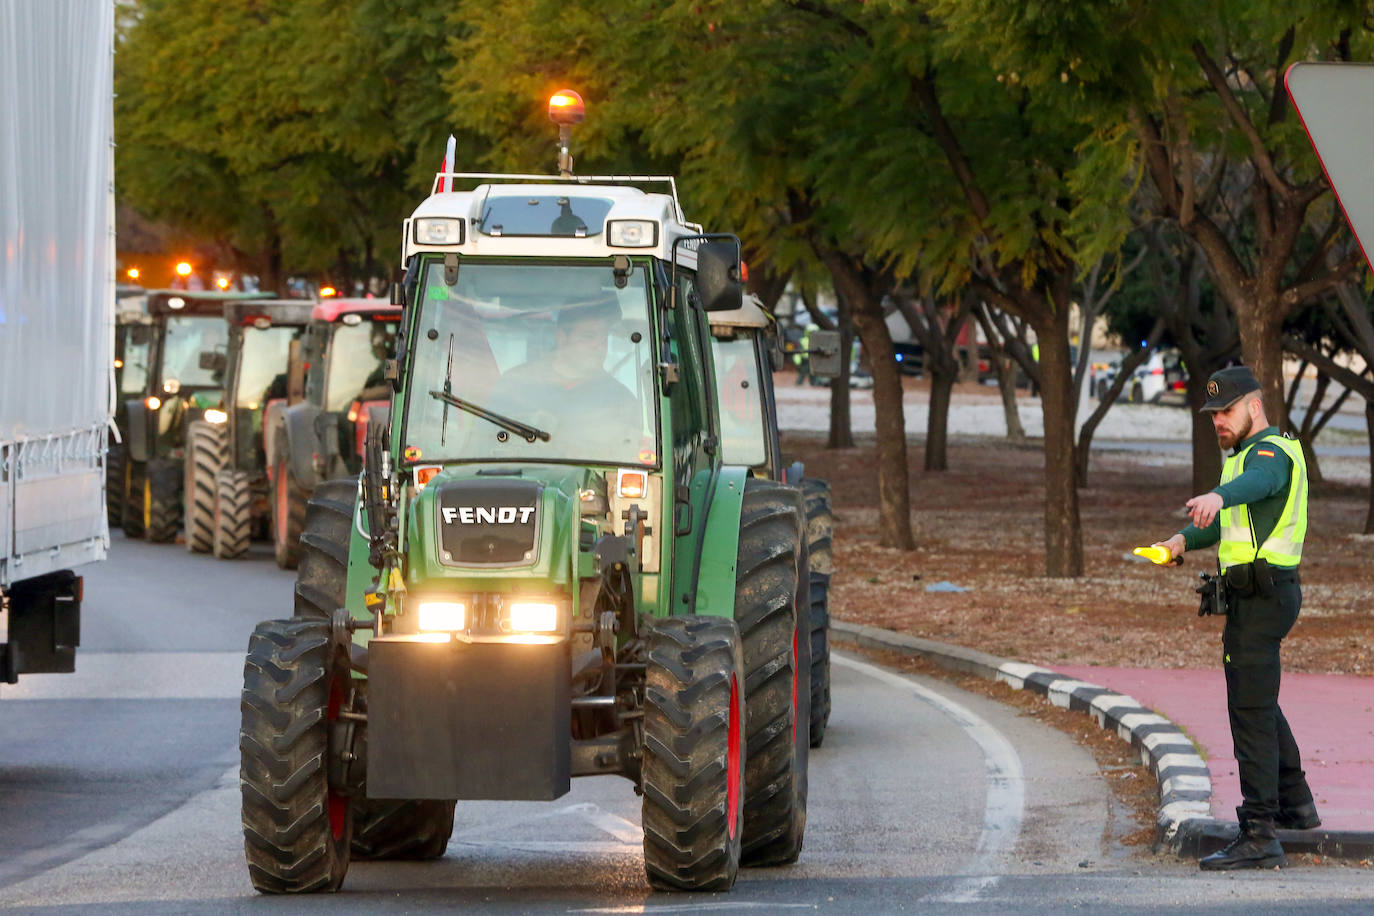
left=366, top=638, right=571, bottom=800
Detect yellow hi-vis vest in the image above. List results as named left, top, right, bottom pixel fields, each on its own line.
left=1218, top=434, right=1308, bottom=570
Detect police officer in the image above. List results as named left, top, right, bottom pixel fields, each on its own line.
left=1151, top=365, right=1319, bottom=871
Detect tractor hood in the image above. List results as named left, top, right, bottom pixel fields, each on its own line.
left=406, top=465, right=594, bottom=587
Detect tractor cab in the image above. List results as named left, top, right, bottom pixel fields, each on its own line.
left=183, top=299, right=314, bottom=559
left=110, top=289, right=273, bottom=541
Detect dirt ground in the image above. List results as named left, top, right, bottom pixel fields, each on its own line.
left=784, top=425, right=1373, bottom=676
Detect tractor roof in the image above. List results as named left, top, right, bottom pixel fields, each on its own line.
left=403, top=174, right=707, bottom=267
left=707, top=294, right=772, bottom=331
left=312, top=298, right=402, bottom=323
left=223, top=299, right=316, bottom=326
left=145, top=289, right=274, bottom=317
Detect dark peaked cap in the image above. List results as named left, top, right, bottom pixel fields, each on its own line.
left=1200, top=365, right=1261, bottom=413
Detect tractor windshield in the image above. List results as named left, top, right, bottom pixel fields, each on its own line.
left=402, top=258, right=658, bottom=467
left=235, top=325, right=299, bottom=411
left=161, top=315, right=228, bottom=390
left=325, top=318, right=400, bottom=411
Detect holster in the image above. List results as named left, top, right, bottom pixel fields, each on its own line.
left=1195, top=573, right=1228, bottom=617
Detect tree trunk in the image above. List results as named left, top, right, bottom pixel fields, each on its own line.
left=820, top=251, right=913, bottom=549
left=828, top=291, right=855, bottom=449
left=1033, top=312, right=1083, bottom=578
left=1183, top=373, right=1223, bottom=495
left=997, top=361, right=1025, bottom=440
left=925, top=365, right=955, bottom=471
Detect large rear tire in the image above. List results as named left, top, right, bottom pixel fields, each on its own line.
left=142, top=459, right=181, bottom=543
left=734, top=479, right=810, bottom=867
left=185, top=421, right=227, bottom=553
left=271, top=441, right=308, bottom=570
left=212, top=469, right=252, bottom=559
left=800, top=477, right=833, bottom=747
left=351, top=799, right=456, bottom=861
left=641, top=615, right=746, bottom=892
left=240, top=618, right=353, bottom=893
left=293, top=478, right=357, bottom=621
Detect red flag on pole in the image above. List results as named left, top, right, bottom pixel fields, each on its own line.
left=436, top=134, right=457, bottom=193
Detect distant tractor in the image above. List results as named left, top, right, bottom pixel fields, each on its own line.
left=184, top=300, right=315, bottom=559
left=239, top=92, right=812, bottom=896
left=110, top=290, right=272, bottom=542
left=708, top=295, right=839, bottom=745
left=264, top=299, right=402, bottom=568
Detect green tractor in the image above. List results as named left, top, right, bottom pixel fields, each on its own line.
left=183, top=300, right=315, bottom=559
left=707, top=295, right=839, bottom=746
left=110, top=289, right=272, bottom=541
left=263, top=298, right=402, bottom=569
left=240, top=99, right=812, bottom=895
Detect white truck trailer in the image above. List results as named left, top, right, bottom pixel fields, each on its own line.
left=0, top=0, right=115, bottom=684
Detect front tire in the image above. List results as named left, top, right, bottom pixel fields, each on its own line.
left=106, top=443, right=124, bottom=528
left=641, top=615, right=746, bottom=892
left=240, top=618, right=353, bottom=893
left=185, top=421, right=227, bottom=553
left=212, top=469, right=252, bottom=559
left=143, top=458, right=181, bottom=543
left=734, top=479, right=810, bottom=867
left=121, top=460, right=146, bottom=539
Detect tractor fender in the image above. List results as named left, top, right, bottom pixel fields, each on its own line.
left=273, top=401, right=323, bottom=490
left=689, top=465, right=749, bottom=619
left=125, top=398, right=150, bottom=464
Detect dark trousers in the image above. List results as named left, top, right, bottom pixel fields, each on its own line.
left=1222, top=576, right=1313, bottom=824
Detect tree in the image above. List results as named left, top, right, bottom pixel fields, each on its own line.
left=116, top=0, right=428, bottom=292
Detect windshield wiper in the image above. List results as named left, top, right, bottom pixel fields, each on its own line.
left=428, top=390, right=550, bottom=443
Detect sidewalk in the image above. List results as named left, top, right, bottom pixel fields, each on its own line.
left=833, top=621, right=1374, bottom=860
left=1052, top=665, right=1374, bottom=834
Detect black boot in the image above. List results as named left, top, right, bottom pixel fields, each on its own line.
left=1275, top=801, right=1321, bottom=830
left=1199, top=816, right=1286, bottom=871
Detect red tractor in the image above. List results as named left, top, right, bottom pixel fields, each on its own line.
left=264, top=298, right=401, bottom=567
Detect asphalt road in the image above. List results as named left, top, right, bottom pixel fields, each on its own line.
left=2, top=538, right=1372, bottom=913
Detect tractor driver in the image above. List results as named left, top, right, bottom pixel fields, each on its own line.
left=495, top=300, right=639, bottom=440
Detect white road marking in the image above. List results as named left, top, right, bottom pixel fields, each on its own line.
left=564, top=801, right=645, bottom=844
left=0, top=652, right=244, bottom=700
left=570, top=904, right=816, bottom=913
left=833, top=654, right=1025, bottom=904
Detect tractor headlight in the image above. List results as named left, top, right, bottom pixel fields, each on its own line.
left=607, top=220, right=657, bottom=248
left=203, top=408, right=228, bottom=425
left=507, top=601, right=558, bottom=633
left=413, top=217, right=465, bottom=246
left=417, top=601, right=466, bottom=632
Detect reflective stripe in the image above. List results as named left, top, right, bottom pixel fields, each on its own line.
left=1218, top=434, right=1307, bottom=570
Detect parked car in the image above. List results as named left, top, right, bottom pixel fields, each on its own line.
left=1092, top=348, right=1187, bottom=403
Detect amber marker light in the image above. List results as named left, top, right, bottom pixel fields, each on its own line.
left=175, top=261, right=193, bottom=277
left=617, top=469, right=648, bottom=499
left=413, top=465, right=442, bottom=491
left=319, top=286, right=338, bottom=298
left=215, top=276, right=230, bottom=290
left=126, top=267, right=140, bottom=280
left=548, top=89, right=585, bottom=125
left=144, top=396, right=162, bottom=410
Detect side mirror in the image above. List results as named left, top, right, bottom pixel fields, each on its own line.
left=695, top=241, right=743, bottom=312
left=806, top=329, right=843, bottom=378
left=199, top=351, right=227, bottom=374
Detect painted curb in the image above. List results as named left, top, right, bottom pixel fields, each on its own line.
left=831, top=620, right=1374, bottom=862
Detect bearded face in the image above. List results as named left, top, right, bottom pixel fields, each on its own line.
left=1212, top=396, right=1256, bottom=451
